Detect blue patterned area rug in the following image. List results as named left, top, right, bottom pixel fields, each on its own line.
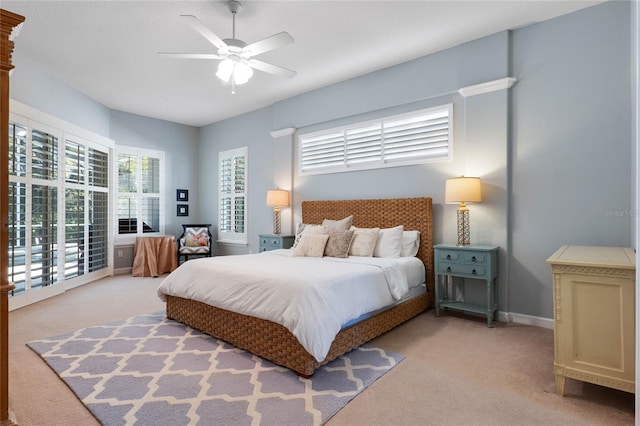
left=27, top=312, right=404, bottom=425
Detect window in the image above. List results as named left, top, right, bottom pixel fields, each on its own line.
left=218, top=147, right=247, bottom=244
left=298, top=104, right=453, bottom=175
left=8, top=102, right=113, bottom=309
left=116, top=147, right=164, bottom=238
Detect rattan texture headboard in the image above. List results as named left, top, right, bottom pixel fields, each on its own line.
left=301, top=197, right=434, bottom=292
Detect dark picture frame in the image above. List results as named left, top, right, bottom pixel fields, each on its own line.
left=176, top=189, right=189, bottom=202
left=177, top=204, right=189, bottom=217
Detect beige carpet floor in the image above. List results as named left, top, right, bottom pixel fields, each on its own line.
left=8, top=274, right=635, bottom=425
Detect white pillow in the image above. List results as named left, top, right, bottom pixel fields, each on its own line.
left=349, top=226, right=380, bottom=257
left=373, top=225, right=404, bottom=258
left=292, top=234, right=329, bottom=257
left=401, top=230, right=420, bottom=257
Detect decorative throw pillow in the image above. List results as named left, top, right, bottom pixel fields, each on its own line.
left=322, top=215, right=353, bottom=232
left=400, top=230, right=421, bottom=257
left=292, top=223, right=323, bottom=248
left=292, top=234, right=330, bottom=257
left=373, top=225, right=404, bottom=258
left=185, top=234, right=209, bottom=247
left=324, top=229, right=355, bottom=258
left=348, top=227, right=380, bottom=257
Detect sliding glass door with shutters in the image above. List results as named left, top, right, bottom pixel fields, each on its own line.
left=8, top=104, right=114, bottom=310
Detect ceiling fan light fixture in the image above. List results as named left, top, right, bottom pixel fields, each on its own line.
left=216, top=58, right=234, bottom=83
left=233, top=61, right=253, bottom=85
left=216, top=58, right=253, bottom=86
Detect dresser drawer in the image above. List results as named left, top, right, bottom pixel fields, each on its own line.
left=438, top=262, right=487, bottom=278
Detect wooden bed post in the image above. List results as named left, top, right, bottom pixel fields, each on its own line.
left=0, top=9, right=25, bottom=426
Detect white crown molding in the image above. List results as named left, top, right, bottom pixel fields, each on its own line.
left=270, top=127, right=296, bottom=139
left=458, top=77, right=517, bottom=98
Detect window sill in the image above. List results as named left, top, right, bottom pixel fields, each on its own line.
left=217, top=240, right=248, bottom=247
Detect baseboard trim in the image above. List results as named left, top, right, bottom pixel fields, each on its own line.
left=502, top=311, right=554, bottom=329
left=114, top=267, right=132, bottom=275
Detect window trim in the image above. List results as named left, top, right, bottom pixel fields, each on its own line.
left=297, top=104, right=453, bottom=176
left=114, top=145, right=165, bottom=245
left=218, top=146, right=248, bottom=246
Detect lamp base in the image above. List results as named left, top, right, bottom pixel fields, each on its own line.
left=456, top=208, right=470, bottom=246
left=272, top=208, right=281, bottom=235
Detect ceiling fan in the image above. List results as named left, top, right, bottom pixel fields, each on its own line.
left=159, top=0, right=296, bottom=94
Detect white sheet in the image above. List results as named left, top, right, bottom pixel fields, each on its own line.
left=157, top=249, right=425, bottom=362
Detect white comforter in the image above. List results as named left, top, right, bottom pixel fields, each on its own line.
left=157, top=249, right=424, bottom=362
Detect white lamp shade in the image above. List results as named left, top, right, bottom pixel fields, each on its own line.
left=266, top=189, right=290, bottom=207
left=445, top=176, right=482, bottom=204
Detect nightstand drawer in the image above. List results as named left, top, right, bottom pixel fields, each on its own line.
left=438, top=262, right=487, bottom=278
left=259, top=234, right=295, bottom=252
left=462, top=252, right=487, bottom=265
left=438, top=249, right=461, bottom=262
left=260, top=236, right=282, bottom=248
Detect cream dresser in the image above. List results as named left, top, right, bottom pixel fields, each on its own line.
left=547, top=245, right=636, bottom=395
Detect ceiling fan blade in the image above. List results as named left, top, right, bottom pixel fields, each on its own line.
left=248, top=59, right=297, bottom=79
left=180, top=15, right=227, bottom=50
left=242, top=32, right=294, bottom=57
left=158, top=53, right=223, bottom=60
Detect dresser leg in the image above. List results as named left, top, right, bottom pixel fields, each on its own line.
left=555, top=374, right=566, bottom=396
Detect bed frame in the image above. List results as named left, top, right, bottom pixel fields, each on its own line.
left=166, top=197, right=434, bottom=376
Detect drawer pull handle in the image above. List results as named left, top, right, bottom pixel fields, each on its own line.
left=472, top=269, right=477, bottom=275
left=471, top=256, right=477, bottom=262
left=446, top=254, right=451, bottom=260
left=446, top=266, right=452, bottom=273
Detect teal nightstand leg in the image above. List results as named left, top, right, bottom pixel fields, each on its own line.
left=486, top=279, right=494, bottom=328
left=435, top=273, right=441, bottom=317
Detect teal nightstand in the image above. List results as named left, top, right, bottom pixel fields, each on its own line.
left=434, top=244, right=499, bottom=327
left=259, top=234, right=295, bottom=252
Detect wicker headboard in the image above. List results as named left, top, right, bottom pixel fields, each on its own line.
left=301, top=197, right=434, bottom=293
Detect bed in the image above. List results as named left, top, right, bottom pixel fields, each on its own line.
left=160, top=197, right=434, bottom=376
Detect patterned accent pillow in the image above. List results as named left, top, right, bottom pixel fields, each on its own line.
left=322, top=215, right=353, bottom=232
left=185, top=234, right=209, bottom=247
left=292, top=224, right=323, bottom=248
left=349, top=227, right=380, bottom=257
left=292, top=234, right=330, bottom=257
left=324, top=229, right=355, bottom=258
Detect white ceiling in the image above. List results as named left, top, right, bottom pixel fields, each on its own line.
left=5, top=0, right=602, bottom=127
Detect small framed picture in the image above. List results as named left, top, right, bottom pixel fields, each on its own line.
left=177, top=204, right=189, bottom=217
left=176, top=189, right=189, bottom=202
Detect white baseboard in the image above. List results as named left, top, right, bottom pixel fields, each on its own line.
left=114, top=267, right=132, bottom=275
left=500, top=311, right=553, bottom=329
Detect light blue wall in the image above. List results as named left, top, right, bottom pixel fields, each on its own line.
left=510, top=0, right=632, bottom=318
left=109, top=110, right=200, bottom=240
left=198, top=107, right=276, bottom=255
left=10, top=50, right=111, bottom=137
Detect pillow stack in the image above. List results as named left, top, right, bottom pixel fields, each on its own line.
left=291, top=216, right=420, bottom=258
left=292, top=216, right=353, bottom=258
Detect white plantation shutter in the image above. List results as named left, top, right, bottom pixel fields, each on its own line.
left=299, top=104, right=452, bottom=175
left=218, top=147, right=248, bottom=244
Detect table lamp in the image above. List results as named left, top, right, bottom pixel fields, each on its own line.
left=266, top=189, right=290, bottom=235
left=445, top=176, right=482, bottom=246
